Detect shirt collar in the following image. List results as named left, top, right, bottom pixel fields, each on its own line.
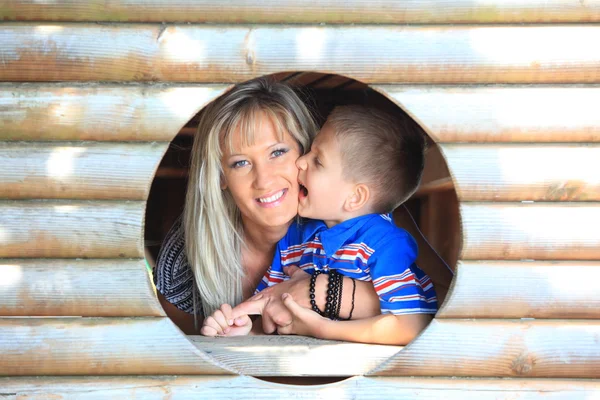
left=318, top=214, right=381, bottom=258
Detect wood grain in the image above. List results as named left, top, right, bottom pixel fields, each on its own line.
left=438, top=261, right=600, bottom=319
left=370, top=319, right=600, bottom=378
left=0, top=142, right=167, bottom=200
left=2, top=1, right=600, bottom=23
left=377, top=85, right=600, bottom=143
left=460, top=202, right=600, bottom=260
left=189, top=335, right=402, bottom=377
left=0, top=259, right=163, bottom=317
left=0, top=84, right=228, bottom=141
left=0, top=317, right=232, bottom=375
left=441, top=144, right=600, bottom=201
left=0, top=200, right=144, bottom=258
left=1, top=376, right=600, bottom=399
left=2, top=25, right=600, bottom=83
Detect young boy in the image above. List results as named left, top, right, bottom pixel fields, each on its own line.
left=201, top=105, right=438, bottom=345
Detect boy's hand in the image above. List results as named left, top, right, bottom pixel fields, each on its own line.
left=276, top=293, right=327, bottom=337
left=200, top=303, right=252, bottom=337
left=232, top=265, right=310, bottom=333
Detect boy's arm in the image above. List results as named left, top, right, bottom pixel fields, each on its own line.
left=278, top=293, right=431, bottom=345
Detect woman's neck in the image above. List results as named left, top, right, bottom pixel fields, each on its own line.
left=242, top=217, right=292, bottom=255
left=240, top=217, right=292, bottom=298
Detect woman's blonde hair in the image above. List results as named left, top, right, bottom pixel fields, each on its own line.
left=184, top=77, right=317, bottom=318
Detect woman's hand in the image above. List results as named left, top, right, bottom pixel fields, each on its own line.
left=200, top=303, right=252, bottom=337
left=233, top=265, right=311, bottom=333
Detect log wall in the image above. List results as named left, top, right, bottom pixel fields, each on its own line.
left=0, top=1, right=598, bottom=397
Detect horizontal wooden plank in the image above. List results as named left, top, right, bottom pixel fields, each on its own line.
left=0, top=142, right=167, bottom=200
left=189, top=335, right=402, bottom=377
left=460, top=203, right=600, bottom=260
left=438, top=261, right=600, bottom=319
left=377, top=86, right=600, bottom=142
left=441, top=144, right=600, bottom=201
left=0, top=84, right=228, bottom=141
left=0, top=259, right=163, bottom=317
left=2, top=25, right=600, bottom=83
left=0, top=317, right=231, bottom=375
left=414, top=177, right=453, bottom=197
left=2, top=376, right=600, bottom=399
left=0, top=200, right=144, bottom=258
left=370, top=319, right=600, bottom=378
left=2, top=1, right=600, bottom=24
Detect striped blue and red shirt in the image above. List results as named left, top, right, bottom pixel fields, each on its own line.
left=256, top=214, right=438, bottom=315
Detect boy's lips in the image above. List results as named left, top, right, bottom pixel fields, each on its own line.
left=298, top=181, right=308, bottom=200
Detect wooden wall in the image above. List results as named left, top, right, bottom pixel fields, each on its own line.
left=1, top=1, right=599, bottom=397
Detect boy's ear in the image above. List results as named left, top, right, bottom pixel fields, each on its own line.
left=344, top=183, right=370, bottom=213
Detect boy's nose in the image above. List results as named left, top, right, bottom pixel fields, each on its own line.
left=296, top=154, right=307, bottom=170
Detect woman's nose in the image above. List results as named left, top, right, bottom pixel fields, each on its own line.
left=253, top=162, right=275, bottom=189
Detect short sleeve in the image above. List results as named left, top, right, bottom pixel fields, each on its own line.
left=370, top=232, right=438, bottom=315
left=153, top=216, right=199, bottom=314
left=255, top=218, right=325, bottom=293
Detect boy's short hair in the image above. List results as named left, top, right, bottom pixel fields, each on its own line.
left=327, top=105, right=426, bottom=213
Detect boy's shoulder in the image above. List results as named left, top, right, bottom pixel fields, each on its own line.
left=357, top=213, right=417, bottom=250
left=284, top=218, right=327, bottom=245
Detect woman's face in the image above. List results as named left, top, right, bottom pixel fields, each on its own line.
left=221, top=112, right=302, bottom=231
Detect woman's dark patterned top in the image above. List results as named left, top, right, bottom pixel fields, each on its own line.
left=153, top=216, right=199, bottom=315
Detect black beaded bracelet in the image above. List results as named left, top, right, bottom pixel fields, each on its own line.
left=335, top=272, right=344, bottom=320
left=326, top=269, right=343, bottom=320
left=347, top=278, right=356, bottom=320
left=309, top=269, right=325, bottom=316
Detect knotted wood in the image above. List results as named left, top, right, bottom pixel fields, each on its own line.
left=0, top=200, right=144, bottom=258
left=0, top=142, right=167, bottom=200
left=0, top=259, right=163, bottom=317
left=2, top=25, right=600, bottom=83
left=0, top=84, right=228, bottom=141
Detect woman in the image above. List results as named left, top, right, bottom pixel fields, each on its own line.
left=154, top=78, right=381, bottom=334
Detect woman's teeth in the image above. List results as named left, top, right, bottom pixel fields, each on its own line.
left=258, top=190, right=285, bottom=203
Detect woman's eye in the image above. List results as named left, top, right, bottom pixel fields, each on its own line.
left=271, top=148, right=288, bottom=158
left=314, top=157, right=322, bottom=167
left=231, top=160, right=249, bottom=168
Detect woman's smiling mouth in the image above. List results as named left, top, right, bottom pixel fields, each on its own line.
left=256, top=189, right=287, bottom=207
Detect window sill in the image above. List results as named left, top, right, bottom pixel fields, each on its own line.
left=189, top=335, right=403, bottom=376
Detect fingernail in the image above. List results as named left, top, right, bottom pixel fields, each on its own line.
left=224, top=327, right=231, bottom=334
left=282, top=293, right=289, bottom=300
left=228, top=319, right=234, bottom=326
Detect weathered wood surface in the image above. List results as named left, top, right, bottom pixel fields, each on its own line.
left=2, top=25, right=600, bottom=83
left=0, top=317, right=231, bottom=375
left=414, top=177, right=453, bottom=197
left=0, top=142, right=167, bottom=200
left=460, top=202, right=600, bottom=260
left=441, top=144, right=600, bottom=201
left=377, top=85, right=600, bottom=143
left=370, top=319, right=600, bottom=378
left=0, top=84, right=228, bottom=141
left=0, top=259, right=163, bottom=317
left=189, top=335, right=402, bottom=377
left=2, top=376, right=600, bottom=400
left=2, top=1, right=600, bottom=23
left=0, top=200, right=144, bottom=258
left=438, top=261, right=600, bottom=319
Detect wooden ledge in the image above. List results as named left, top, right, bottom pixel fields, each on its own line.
left=189, top=335, right=403, bottom=376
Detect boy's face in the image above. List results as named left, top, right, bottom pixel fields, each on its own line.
left=296, top=121, right=356, bottom=228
